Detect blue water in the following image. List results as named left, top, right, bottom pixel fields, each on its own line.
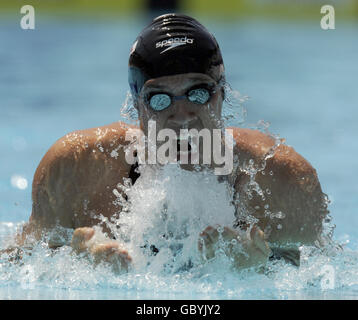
left=0, top=15, right=358, bottom=299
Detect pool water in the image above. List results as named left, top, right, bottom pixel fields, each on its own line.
left=0, top=15, right=358, bottom=299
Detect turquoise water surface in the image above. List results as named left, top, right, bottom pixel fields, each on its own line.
left=0, top=15, right=358, bottom=299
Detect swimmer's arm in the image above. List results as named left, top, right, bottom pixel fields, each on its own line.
left=21, top=122, right=134, bottom=245
left=231, top=128, right=328, bottom=246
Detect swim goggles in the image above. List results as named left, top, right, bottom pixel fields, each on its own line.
left=144, top=86, right=217, bottom=112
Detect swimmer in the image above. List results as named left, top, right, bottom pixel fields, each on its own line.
left=5, top=14, right=328, bottom=272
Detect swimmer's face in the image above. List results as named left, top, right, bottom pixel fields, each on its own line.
left=136, top=73, right=224, bottom=135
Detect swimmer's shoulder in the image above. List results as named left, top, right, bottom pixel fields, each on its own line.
left=57, top=121, right=138, bottom=156
left=229, top=127, right=319, bottom=186
left=229, top=127, right=328, bottom=244
left=29, top=122, right=140, bottom=231
left=32, top=121, right=139, bottom=192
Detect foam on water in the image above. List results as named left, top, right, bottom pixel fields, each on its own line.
left=111, top=164, right=236, bottom=273
left=1, top=226, right=358, bottom=299
left=1, top=163, right=357, bottom=299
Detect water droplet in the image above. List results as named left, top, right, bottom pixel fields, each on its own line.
left=277, top=224, right=282, bottom=230
left=10, top=175, right=28, bottom=190
left=217, top=226, right=224, bottom=234
left=275, top=211, right=286, bottom=219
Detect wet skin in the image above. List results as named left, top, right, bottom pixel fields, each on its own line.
left=13, top=73, right=328, bottom=271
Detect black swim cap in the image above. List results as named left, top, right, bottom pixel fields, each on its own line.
left=128, top=13, right=225, bottom=99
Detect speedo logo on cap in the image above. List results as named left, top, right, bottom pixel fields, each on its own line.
left=156, top=36, right=194, bottom=54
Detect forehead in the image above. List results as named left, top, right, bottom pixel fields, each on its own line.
left=143, top=73, right=216, bottom=92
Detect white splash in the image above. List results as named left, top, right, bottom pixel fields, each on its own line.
left=115, top=164, right=236, bottom=274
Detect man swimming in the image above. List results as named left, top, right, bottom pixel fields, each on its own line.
left=8, top=13, right=328, bottom=271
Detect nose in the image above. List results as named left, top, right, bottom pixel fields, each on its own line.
left=167, top=101, right=198, bottom=127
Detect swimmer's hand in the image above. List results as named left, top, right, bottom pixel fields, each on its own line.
left=70, top=227, right=132, bottom=274
left=198, top=225, right=271, bottom=270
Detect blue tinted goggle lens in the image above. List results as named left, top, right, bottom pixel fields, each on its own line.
left=149, top=94, right=171, bottom=111
left=149, top=88, right=211, bottom=111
